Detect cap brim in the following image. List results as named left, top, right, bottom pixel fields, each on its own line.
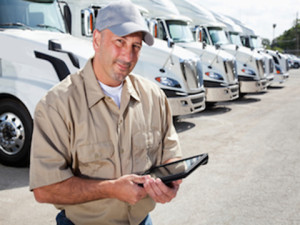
left=109, top=22, right=154, bottom=46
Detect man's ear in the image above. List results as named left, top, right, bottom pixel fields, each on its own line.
left=93, top=29, right=102, bottom=51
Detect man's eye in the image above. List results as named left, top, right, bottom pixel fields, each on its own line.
left=133, top=45, right=141, bottom=51
left=116, top=39, right=123, bottom=46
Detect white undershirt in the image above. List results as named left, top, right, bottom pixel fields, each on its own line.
left=98, top=81, right=123, bottom=108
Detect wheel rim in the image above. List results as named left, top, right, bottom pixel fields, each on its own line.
left=0, top=112, right=25, bottom=155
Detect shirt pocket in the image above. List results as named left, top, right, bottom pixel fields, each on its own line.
left=132, top=129, right=162, bottom=173
left=76, top=141, right=116, bottom=179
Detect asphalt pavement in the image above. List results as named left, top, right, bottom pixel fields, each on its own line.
left=1, top=69, right=300, bottom=225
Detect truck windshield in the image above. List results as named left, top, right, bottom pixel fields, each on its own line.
left=207, top=27, right=229, bottom=45
left=250, top=36, right=262, bottom=49
left=166, top=20, right=194, bottom=43
left=229, top=32, right=242, bottom=46
left=0, top=0, right=66, bottom=33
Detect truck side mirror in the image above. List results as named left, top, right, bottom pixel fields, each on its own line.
left=81, top=8, right=95, bottom=37
left=167, top=37, right=174, bottom=48
left=149, top=19, right=158, bottom=38
left=194, top=26, right=203, bottom=42
left=58, top=1, right=72, bottom=33
left=63, top=4, right=72, bottom=33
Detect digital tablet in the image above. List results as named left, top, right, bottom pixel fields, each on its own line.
left=140, top=153, right=209, bottom=186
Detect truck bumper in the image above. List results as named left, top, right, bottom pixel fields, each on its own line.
left=266, top=74, right=275, bottom=87
left=239, top=79, right=267, bottom=93
left=205, top=84, right=239, bottom=102
left=273, top=73, right=289, bottom=84
left=167, top=91, right=206, bottom=116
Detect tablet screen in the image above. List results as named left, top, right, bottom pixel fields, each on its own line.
left=145, top=153, right=208, bottom=184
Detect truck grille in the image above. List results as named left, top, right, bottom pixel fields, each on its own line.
left=256, top=59, right=265, bottom=79
left=269, top=58, right=274, bottom=73
left=286, top=59, right=289, bottom=71
left=223, top=60, right=236, bottom=83
left=180, top=59, right=203, bottom=90
left=191, top=96, right=204, bottom=104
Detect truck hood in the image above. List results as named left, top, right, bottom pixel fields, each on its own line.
left=145, top=38, right=199, bottom=61
left=178, top=41, right=235, bottom=61
left=221, top=43, right=263, bottom=62
left=1, top=29, right=94, bottom=66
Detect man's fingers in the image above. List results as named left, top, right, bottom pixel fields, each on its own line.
left=130, top=174, right=151, bottom=186
left=144, top=178, right=177, bottom=204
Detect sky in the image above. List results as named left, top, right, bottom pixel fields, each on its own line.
left=190, top=0, right=300, bottom=41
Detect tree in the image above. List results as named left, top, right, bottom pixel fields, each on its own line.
left=273, top=22, right=300, bottom=56
left=261, top=38, right=270, bottom=48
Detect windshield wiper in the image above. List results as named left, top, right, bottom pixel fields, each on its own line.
left=37, top=24, right=64, bottom=33
left=0, top=22, right=32, bottom=30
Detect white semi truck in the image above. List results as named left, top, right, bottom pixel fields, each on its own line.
left=213, top=12, right=275, bottom=87
left=235, top=24, right=289, bottom=84
left=63, top=0, right=206, bottom=116
left=0, top=0, right=95, bottom=166
left=131, top=0, right=240, bottom=105
left=172, top=0, right=268, bottom=95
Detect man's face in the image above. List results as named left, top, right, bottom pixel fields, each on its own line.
left=93, top=29, right=143, bottom=86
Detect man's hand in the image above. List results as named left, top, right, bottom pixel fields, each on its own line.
left=143, top=178, right=182, bottom=204
left=111, top=174, right=149, bottom=205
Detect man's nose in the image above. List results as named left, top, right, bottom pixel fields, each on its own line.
left=121, top=44, right=134, bottom=63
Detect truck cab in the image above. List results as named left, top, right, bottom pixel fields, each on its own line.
left=225, top=16, right=289, bottom=85
left=0, top=0, right=94, bottom=166
left=264, top=49, right=289, bottom=83
left=240, top=32, right=289, bottom=84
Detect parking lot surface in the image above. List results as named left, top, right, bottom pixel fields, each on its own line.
left=1, top=69, right=300, bottom=225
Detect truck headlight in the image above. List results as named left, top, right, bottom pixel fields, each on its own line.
left=275, top=64, right=282, bottom=74
left=242, top=68, right=256, bottom=76
left=205, top=72, right=224, bottom=80
left=155, top=77, right=181, bottom=88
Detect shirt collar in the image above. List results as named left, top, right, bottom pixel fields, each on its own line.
left=123, top=75, right=141, bottom=102
left=82, top=58, right=140, bottom=108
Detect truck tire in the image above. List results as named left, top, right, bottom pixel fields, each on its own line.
left=0, top=99, right=33, bottom=167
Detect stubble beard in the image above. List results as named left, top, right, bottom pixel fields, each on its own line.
left=113, top=59, right=134, bottom=83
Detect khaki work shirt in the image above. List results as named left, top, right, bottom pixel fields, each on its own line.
left=29, top=58, right=182, bottom=225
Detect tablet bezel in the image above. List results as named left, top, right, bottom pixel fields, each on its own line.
left=143, top=153, right=209, bottom=185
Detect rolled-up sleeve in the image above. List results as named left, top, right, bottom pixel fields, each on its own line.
left=29, top=100, right=73, bottom=191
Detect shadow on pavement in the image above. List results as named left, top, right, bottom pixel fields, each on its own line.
left=201, top=105, right=232, bottom=116
left=173, top=104, right=232, bottom=133
left=268, top=85, right=285, bottom=90
left=229, top=95, right=261, bottom=105
left=173, top=120, right=195, bottom=133
left=0, top=164, right=29, bottom=190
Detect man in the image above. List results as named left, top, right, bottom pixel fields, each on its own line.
left=29, top=1, right=182, bottom=224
